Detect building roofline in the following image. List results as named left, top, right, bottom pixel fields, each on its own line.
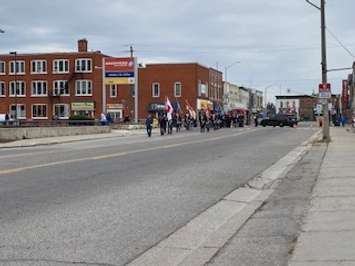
left=276, top=94, right=339, bottom=99
left=0, top=51, right=106, bottom=57
left=144, top=62, right=221, bottom=72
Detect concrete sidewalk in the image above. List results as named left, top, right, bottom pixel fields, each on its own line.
left=289, top=127, right=355, bottom=266
left=0, top=129, right=151, bottom=148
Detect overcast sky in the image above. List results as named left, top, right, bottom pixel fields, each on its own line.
left=0, top=0, right=354, bottom=102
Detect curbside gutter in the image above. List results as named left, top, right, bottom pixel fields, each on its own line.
left=127, top=130, right=322, bottom=266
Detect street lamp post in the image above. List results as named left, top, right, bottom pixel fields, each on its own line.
left=10, top=51, right=18, bottom=125
left=224, top=61, right=241, bottom=83
left=263, top=84, right=274, bottom=109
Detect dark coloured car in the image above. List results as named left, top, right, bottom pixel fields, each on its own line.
left=260, top=114, right=297, bottom=127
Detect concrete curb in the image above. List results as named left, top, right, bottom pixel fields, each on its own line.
left=127, top=130, right=322, bottom=266
left=246, top=129, right=322, bottom=190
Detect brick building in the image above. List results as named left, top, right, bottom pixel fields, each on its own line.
left=0, top=41, right=225, bottom=123
left=0, top=39, right=110, bottom=122
left=0, top=39, right=134, bottom=121
left=137, top=63, right=223, bottom=119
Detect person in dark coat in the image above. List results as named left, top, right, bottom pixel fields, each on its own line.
left=176, top=113, right=182, bottom=132
left=5, top=112, right=9, bottom=126
left=145, top=114, right=153, bottom=137
left=159, top=114, right=167, bottom=136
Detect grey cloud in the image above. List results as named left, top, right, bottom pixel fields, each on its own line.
left=0, top=0, right=354, bottom=101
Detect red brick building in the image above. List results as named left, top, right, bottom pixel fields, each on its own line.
left=0, top=39, right=109, bottom=122
left=0, top=41, right=224, bottom=123
left=137, top=63, right=223, bottom=119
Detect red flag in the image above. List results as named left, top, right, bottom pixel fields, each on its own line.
left=165, top=97, right=173, bottom=114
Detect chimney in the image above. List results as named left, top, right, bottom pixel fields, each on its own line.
left=78, top=39, right=88, bottom=52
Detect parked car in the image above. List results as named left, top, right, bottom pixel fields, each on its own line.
left=260, top=114, right=297, bottom=127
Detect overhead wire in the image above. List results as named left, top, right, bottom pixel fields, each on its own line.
left=326, top=27, right=355, bottom=58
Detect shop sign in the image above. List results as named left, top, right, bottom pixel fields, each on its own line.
left=148, top=103, right=165, bottom=112
left=107, top=104, right=123, bottom=109
left=197, top=99, right=213, bottom=110
left=71, top=102, right=95, bottom=111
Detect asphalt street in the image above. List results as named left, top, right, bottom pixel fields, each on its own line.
left=0, top=126, right=317, bottom=266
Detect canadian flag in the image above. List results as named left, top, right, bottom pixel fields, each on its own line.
left=165, top=97, right=173, bottom=114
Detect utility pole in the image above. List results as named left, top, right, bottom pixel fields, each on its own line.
left=306, top=0, right=330, bottom=141
left=320, top=0, right=330, bottom=142
left=130, top=46, right=134, bottom=58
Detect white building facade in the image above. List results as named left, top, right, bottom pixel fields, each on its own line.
left=223, top=82, right=249, bottom=112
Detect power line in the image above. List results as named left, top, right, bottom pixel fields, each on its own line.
left=326, top=27, right=355, bottom=58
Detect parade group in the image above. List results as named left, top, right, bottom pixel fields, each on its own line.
left=145, top=97, right=251, bottom=137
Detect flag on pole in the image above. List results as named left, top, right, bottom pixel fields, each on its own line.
left=165, top=97, right=173, bottom=114
left=175, top=99, right=182, bottom=113
left=185, top=100, right=196, bottom=119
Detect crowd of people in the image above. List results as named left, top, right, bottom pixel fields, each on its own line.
left=145, top=110, right=249, bottom=137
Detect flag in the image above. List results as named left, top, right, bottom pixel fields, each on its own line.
left=185, top=100, right=196, bottom=119
left=175, top=100, right=182, bottom=113
left=165, top=97, right=173, bottom=114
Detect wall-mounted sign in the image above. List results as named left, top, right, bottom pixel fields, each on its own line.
left=106, top=104, right=123, bottom=109
left=71, top=102, right=95, bottom=111
left=197, top=99, right=213, bottom=110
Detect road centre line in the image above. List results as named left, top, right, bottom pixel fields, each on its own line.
left=0, top=129, right=257, bottom=176
left=0, top=129, right=249, bottom=160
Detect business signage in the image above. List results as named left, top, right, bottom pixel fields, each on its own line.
left=104, top=57, right=135, bottom=85
left=106, top=104, right=123, bottom=109
left=342, top=80, right=349, bottom=108
left=71, top=102, right=95, bottom=111
left=197, top=99, right=213, bottom=110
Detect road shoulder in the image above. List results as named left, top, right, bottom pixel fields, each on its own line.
left=127, top=130, right=322, bottom=266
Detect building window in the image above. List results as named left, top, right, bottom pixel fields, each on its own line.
left=0, top=61, right=5, bottom=74
left=31, top=81, right=47, bottom=96
left=32, top=104, right=47, bottom=119
left=9, top=61, right=25, bottom=74
left=75, top=80, right=92, bottom=96
left=53, top=80, right=69, bottom=96
left=31, top=60, right=47, bottom=74
left=110, top=84, right=117, bottom=98
left=152, top=82, right=160, bottom=97
left=0, top=81, right=5, bottom=96
left=54, top=104, right=70, bottom=119
left=75, top=58, right=92, bottom=72
left=174, top=82, right=182, bottom=97
left=10, top=104, right=26, bottom=119
left=9, top=81, right=26, bottom=96
left=53, top=59, right=69, bottom=73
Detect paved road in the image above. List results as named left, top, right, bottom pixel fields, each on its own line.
left=0, top=127, right=317, bottom=266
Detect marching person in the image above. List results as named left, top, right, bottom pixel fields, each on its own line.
left=159, top=114, right=167, bottom=136
left=176, top=113, right=182, bottom=132
left=145, top=114, right=153, bottom=137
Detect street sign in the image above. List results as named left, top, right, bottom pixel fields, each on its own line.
left=318, top=83, right=331, bottom=99
left=319, top=83, right=331, bottom=91
left=319, top=91, right=331, bottom=98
